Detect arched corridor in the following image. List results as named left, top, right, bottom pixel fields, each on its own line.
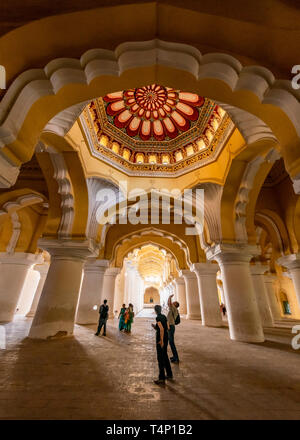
left=1, top=0, right=300, bottom=421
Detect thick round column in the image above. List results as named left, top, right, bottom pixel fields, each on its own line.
left=250, top=264, right=274, bottom=327
left=76, top=259, right=108, bottom=324
left=264, top=273, right=282, bottom=320
left=29, top=239, right=97, bottom=339
left=101, top=267, right=121, bottom=318
left=278, top=254, right=300, bottom=308
left=193, top=263, right=222, bottom=327
left=26, top=263, right=49, bottom=317
left=174, top=277, right=187, bottom=315
left=207, top=244, right=264, bottom=343
left=0, top=253, right=42, bottom=322
left=181, top=270, right=201, bottom=320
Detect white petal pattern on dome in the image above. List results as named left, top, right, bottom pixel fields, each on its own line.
left=103, top=84, right=204, bottom=141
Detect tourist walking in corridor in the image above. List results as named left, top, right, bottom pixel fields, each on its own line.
left=95, top=299, right=109, bottom=336
left=152, top=304, right=173, bottom=385
left=124, top=303, right=134, bottom=333
left=167, top=294, right=180, bottom=364
left=118, top=303, right=126, bottom=331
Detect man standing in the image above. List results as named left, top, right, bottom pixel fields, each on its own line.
left=95, top=299, right=109, bottom=336
left=167, top=294, right=180, bottom=364
left=152, top=304, right=173, bottom=385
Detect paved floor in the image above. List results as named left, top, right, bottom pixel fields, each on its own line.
left=0, top=314, right=300, bottom=420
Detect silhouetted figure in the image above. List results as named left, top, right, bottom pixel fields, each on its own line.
left=95, top=299, right=109, bottom=336
left=152, top=304, right=173, bottom=385
left=220, top=303, right=227, bottom=317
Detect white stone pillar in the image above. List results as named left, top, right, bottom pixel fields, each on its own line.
left=250, top=263, right=274, bottom=327
left=264, top=273, right=282, bottom=320
left=29, top=239, right=97, bottom=339
left=278, top=254, right=300, bottom=309
left=192, top=263, right=222, bottom=327
left=26, top=263, right=49, bottom=317
left=16, top=268, right=40, bottom=315
left=114, top=270, right=125, bottom=315
left=101, top=267, right=121, bottom=318
left=206, top=244, right=264, bottom=343
left=174, top=277, right=187, bottom=315
left=181, top=270, right=201, bottom=320
left=0, top=252, right=43, bottom=322
left=76, top=259, right=109, bottom=324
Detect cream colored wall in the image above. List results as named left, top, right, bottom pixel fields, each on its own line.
left=144, top=287, right=160, bottom=304
left=274, top=270, right=300, bottom=319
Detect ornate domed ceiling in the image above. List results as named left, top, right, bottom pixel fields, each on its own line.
left=104, top=85, right=204, bottom=141
left=79, top=84, right=234, bottom=177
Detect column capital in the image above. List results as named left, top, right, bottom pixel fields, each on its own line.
left=33, top=262, right=50, bottom=275
left=0, top=252, right=43, bottom=266
left=180, top=269, right=197, bottom=279
left=174, top=276, right=185, bottom=286
left=250, top=262, right=269, bottom=276
left=264, top=272, right=277, bottom=283
left=277, top=253, right=300, bottom=271
left=206, top=243, right=260, bottom=265
left=84, top=259, right=109, bottom=273
left=104, top=267, right=121, bottom=277
left=192, top=262, right=219, bottom=275
left=38, top=238, right=99, bottom=262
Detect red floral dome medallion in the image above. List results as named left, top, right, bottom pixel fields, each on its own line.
left=103, top=84, right=204, bottom=141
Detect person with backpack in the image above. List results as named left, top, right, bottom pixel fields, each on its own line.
left=167, top=294, right=180, bottom=364
left=95, top=299, right=109, bottom=336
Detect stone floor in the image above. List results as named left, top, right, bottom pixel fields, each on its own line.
left=0, top=313, right=300, bottom=420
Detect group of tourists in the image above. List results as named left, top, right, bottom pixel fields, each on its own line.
left=94, top=293, right=181, bottom=387
left=118, top=303, right=135, bottom=333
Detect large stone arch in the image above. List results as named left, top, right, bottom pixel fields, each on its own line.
left=1, top=39, right=299, bottom=189
left=0, top=188, right=47, bottom=253
left=255, top=211, right=291, bottom=258
left=106, top=227, right=194, bottom=270
left=35, top=139, right=89, bottom=239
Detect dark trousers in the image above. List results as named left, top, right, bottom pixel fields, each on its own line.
left=97, top=318, right=107, bottom=335
left=156, top=341, right=173, bottom=380
left=168, top=324, right=179, bottom=361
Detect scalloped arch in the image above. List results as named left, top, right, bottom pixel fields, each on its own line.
left=1, top=40, right=300, bottom=187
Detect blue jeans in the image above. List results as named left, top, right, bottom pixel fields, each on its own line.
left=168, top=325, right=179, bottom=361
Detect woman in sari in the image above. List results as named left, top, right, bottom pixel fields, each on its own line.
left=118, top=304, right=126, bottom=331
left=124, top=303, right=134, bottom=333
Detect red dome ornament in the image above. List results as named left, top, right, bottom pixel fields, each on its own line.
left=103, top=84, right=204, bottom=142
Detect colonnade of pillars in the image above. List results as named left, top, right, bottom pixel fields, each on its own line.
left=1, top=243, right=300, bottom=342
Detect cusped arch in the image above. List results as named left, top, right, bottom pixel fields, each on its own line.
left=255, top=209, right=291, bottom=256
left=0, top=40, right=300, bottom=188
left=107, top=227, right=194, bottom=270
left=116, top=240, right=180, bottom=274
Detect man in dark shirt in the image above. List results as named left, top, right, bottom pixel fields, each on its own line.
left=152, top=304, right=173, bottom=385
left=95, top=299, right=109, bottom=336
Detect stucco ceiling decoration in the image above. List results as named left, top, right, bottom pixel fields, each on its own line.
left=104, top=85, right=204, bottom=142
left=80, top=84, right=234, bottom=177
left=127, top=244, right=168, bottom=283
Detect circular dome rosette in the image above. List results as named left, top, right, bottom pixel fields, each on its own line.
left=103, top=84, right=204, bottom=141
